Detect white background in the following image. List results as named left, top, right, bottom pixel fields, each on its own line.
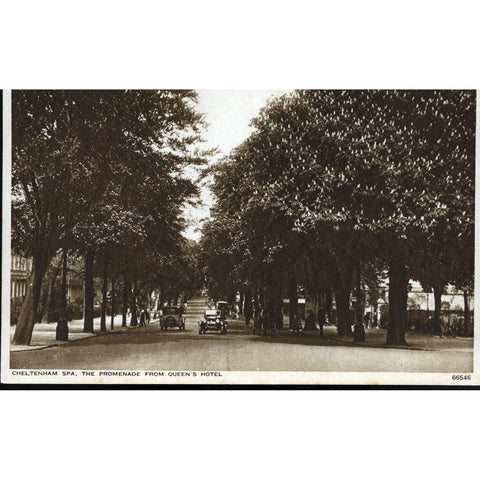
left=1, top=1, right=479, bottom=480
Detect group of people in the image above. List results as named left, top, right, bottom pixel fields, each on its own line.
left=249, top=307, right=278, bottom=336
left=245, top=305, right=372, bottom=343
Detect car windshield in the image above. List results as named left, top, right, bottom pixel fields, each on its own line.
left=205, top=310, right=219, bottom=316
left=162, top=307, right=178, bottom=314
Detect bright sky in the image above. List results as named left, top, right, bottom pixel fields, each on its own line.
left=182, top=90, right=291, bottom=241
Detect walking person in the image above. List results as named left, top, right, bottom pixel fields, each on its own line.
left=318, top=308, right=325, bottom=337
left=353, top=316, right=366, bottom=343
left=139, top=308, right=146, bottom=327
left=291, top=313, right=301, bottom=334
left=253, top=307, right=261, bottom=333
left=271, top=308, right=277, bottom=337
left=260, top=308, right=267, bottom=335
left=305, top=309, right=314, bottom=333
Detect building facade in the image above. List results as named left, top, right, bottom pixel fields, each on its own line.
left=11, top=254, right=84, bottom=303
left=10, top=254, right=32, bottom=300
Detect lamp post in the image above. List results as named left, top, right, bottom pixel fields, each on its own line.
left=56, top=219, right=70, bottom=341
left=56, top=244, right=69, bottom=341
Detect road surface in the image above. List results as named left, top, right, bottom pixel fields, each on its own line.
left=10, top=297, right=473, bottom=372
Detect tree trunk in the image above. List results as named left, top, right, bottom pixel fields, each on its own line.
left=258, top=288, right=265, bottom=310
left=239, top=290, right=244, bottom=315
left=13, top=254, right=49, bottom=345
left=332, top=257, right=353, bottom=337
left=83, top=250, right=95, bottom=333
left=130, top=280, right=138, bottom=326
left=463, top=290, right=471, bottom=336
left=100, top=257, right=108, bottom=332
left=433, top=284, right=444, bottom=335
left=148, top=289, right=153, bottom=311
left=226, top=292, right=235, bottom=314
left=288, top=277, right=298, bottom=329
left=318, top=290, right=325, bottom=336
left=335, top=287, right=352, bottom=336
left=122, top=275, right=129, bottom=328
left=386, top=251, right=408, bottom=345
left=355, top=265, right=363, bottom=322
left=244, top=289, right=252, bottom=324
left=159, top=289, right=164, bottom=311
left=274, top=293, right=283, bottom=329
left=55, top=247, right=69, bottom=341
left=267, top=278, right=283, bottom=329
left=44, top=265, right=61, bottom=323
left=111, top=277, right=115, bottom=330
left=12, top=272, right=35, bottom=344
left=325, top=289, right=333, bottom=324
left=305, top=291, right=319, bottom=331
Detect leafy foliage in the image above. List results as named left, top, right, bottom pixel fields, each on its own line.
left=12, top=90, right=208, bottom=344
left=203, top=90, right=475, bottom=342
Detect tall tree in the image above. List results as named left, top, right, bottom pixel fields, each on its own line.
left=204, top=90, right=475, bottom=346
left=12, top=90, right=208, bottom=344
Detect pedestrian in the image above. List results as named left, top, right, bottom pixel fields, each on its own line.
left=318, top=308, right=325, bottom=337
left=353, top=316, right=366, bottom=343
left=253, top=307, right=261, bottom=331
left=139, top=308, right=146, bottom=326
left=270, top=308, right=277, bottom=337
left=259, top=308, right=266, bottom=335
left=292, top=313, right=301, bottom=335
left=305, top=309, right=314, bottom=332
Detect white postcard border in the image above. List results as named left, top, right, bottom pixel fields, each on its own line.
left=2, top=89, right=478, bottom=386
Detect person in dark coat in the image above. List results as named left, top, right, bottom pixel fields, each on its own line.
left=259, top=308, right=267, bottom=335
left=291, top=314, right=301, bottom=335
left=353, top=316, right=366, bottom=342
left=139, top=309, right=147, bottom=326
left=318, top=308, right=325, bottom=337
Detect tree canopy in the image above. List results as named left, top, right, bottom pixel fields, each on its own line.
left=12, top=90, right=208, bottom=344
left=202, top=90, right=475, bottom=343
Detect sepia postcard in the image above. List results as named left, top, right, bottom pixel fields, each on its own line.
left=1, top=89, right=478, bottom=387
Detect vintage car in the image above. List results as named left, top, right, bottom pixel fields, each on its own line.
left=199, top=309, right=227, bottom=335
left=159, top=306, right=185, bottom=331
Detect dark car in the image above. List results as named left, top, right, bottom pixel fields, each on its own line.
left=160, top=306, right=185, bottom=331
left=199, top=309, right=227, bottom=335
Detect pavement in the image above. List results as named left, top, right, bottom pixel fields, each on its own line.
left=322, top=325, right=473, bottom=352
left=9, top=297, right=474, bottom=372
left=10, top=314, right=132, bottom=352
